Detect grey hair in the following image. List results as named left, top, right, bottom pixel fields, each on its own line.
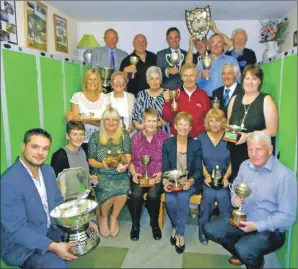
left=146, top=66, right=162, bottom=83
left=221, top=63, right=240, bottom=77
left=232, top=28, right=248, bottom=40
left=247, top=131, right=271, bottom=147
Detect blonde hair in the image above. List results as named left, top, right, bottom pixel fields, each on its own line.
left=180, top=63, right=199, bottom=76
left=99, top=107, right=124, bottom=145
left=82, top=68, right=101, bottom=92
left=143, top=108, right=159, bottom=120
left=204, top=108, right=227, bottom=131
left=174, top=112, right=193, bottom=127
left=111, top=71, right=128, bottom=84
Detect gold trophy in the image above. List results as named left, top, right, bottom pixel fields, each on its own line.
left=229, top=182, right=251, bottom=227
left=129, top=56, right=139, bottom=79
left=223, top=125, right=247, bottom=143
left=201, top=51, right=212, bottom=80
left=169, top=89, right=180, bottom=111
left=104, top=150, right=128, bottom=168
left=139, top=155, right=154, bottom=188
left=163, top=170, right=188, bottom=191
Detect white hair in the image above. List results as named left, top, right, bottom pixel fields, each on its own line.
left=146, top=66, right=162, bottom=83
left=247, top=131, right=271, bottom=147
left=232, top=28, right=248, bottom=40
left=221, top=63, right=239, bottom=77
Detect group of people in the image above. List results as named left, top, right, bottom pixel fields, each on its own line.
left=1, top=24, right=297, bottom=269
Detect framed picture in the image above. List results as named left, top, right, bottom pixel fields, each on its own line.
left=293, top=30, right=297, bottom=47
left=53, top=14, right=68, bottom=53
left=24, top=1, right=47, bottom=51
left=0, top=1, right=18, bottom=44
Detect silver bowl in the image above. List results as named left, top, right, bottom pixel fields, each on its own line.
left=79, top=112, right=95, bottom=119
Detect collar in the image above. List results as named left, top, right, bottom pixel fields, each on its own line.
left=224, top=82, right=237, bottom=92
left=107, top=47, right=117, bottom=53
left=20, top=157, right=41, bottom=179
left=247, top=155, right=275, bottom=172
left=170, top=48, right=181, bottom=53
left=183, top=85, right=197, bottom=97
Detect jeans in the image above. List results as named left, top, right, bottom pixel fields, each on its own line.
left=204, top=215, right=285, bottom=267
left=165, top=186, right=195, bottom=236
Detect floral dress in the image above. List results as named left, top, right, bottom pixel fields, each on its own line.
left=88, top=130, right=131, bottom=204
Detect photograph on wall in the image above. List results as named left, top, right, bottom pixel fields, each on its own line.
left=0, top=1, right=18, bottom=44
left=53, top=14, right=68, bottom=53
left=24, top=1, right=47, bottom=51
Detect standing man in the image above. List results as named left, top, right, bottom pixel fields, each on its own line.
left=212, top=63, right=243, bottom=115
left=204, top=131, right=297, bottom=269
left=156, top=27, right=187, bottom=90
left=120, top=34, right=156, bottom=97
left=1, top=129, right=78, bottom=268
left=197, top=33, right=241, bottom=98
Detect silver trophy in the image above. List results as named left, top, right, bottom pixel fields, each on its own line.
left=165, top=52, right=184, bottom=68
left=210, top=165, right=223, bottom=189
left=163, top=169, right=188, bottom=191
left=185, top=6, right=211, bottom=41
left=129, top=56, right=139, bottom=79
left=223, top=124, right=247, bottom=143
left=97, top=67, right=113, bottom=87
left=201, top=51, right=212, bottom=80
left=50, top=168, right=100, bottom=256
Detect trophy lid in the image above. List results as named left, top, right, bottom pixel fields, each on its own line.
left=56, top=167, right=92, bottom=202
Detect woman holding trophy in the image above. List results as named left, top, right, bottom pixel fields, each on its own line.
left=128, top=108, right=169, bottom=241
left=162, top=112, right=202, bottom=254
left=88, top=107, right=131, bottom=238
left=197, top=108, right=233, bottom=245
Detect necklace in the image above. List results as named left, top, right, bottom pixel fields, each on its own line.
left=240, top=103, right=252, bottom=129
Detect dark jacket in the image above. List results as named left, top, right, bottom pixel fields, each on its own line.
left=162, top=136, right=202, bottom=194
left=226, top=48, right=257, bottom=74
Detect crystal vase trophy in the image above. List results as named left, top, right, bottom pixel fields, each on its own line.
left=223, top=125, right=247, bottom=143
left=163, top=170, right=188, bottom=191
left=229, top=182, right=252, bottom=227
left=139, top=155, right=155, bottom=188
left=50, top=168, right=100, bottom=256
left=129, top=56, right=139, bottom=79
left=97, top=66, right=113, bottom=87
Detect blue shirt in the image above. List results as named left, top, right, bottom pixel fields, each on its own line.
left=196, top=54, right=241, bottom=97
left=231, top=49, right=244, bottom=59
left=231, top=155, right=297, bottom=233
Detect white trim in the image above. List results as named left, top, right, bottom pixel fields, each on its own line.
left=35, top=55, right=44, bottom=128
left=0, top=47, right=12, bottom=167
left=62, top=61, right=67, bottom=113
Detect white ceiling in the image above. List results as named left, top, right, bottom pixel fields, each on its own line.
left=46, top=1, right=297, bottom=22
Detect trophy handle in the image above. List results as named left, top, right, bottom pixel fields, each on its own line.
left=179, top=54, right=185, bottom=66
left=229, top=183, right=235, bottom=193
left=165, top=54, right=173, bottom=67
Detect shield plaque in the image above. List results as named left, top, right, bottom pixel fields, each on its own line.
left=185, top=6, right=211, bottom=41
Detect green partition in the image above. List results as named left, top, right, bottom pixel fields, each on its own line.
left=1, top=109, right=7, bottom=174
left=2, top=50, right=40, bottom=162
left=40, top=57, right=65, bottom=163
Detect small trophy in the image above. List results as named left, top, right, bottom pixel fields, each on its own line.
left=104, top=150, right=128, bottom=168
left=139, top=155, right=154, bottom=188
left=169, top=89, right=180, bottom=111
left=165, top=52, right=184, bottom=68
left=223, top=125, right=247, bottom=143
left=211, top=97, right=220, bottom=109
left=229, top=182, right=252, bottom=227
left=163, top=170, right=188, bottom=192
left=201, top=51, right=212, bottom=80
left=210, top=165, right=223, bottom=189
left=129, top=56, right=139, bottom=79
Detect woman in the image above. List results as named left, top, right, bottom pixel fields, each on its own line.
left=88, top=107, right=131, bottom=238
left=227, top=65, right=278, bottom=180
left=162, top=112, right=202, bottom=254
left=69, top=68, right=109, bottom=153
left=107, top=71, right=135, bottom=133
left=128, top=108, right=168, bottom=241
left=197, top=108, right=232, bottom=245
left=132, top=66, right=170, bottom=133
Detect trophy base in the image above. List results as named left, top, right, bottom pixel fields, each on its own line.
left=102, top=80, right=110, bottom=88
left=223, top=132, right=240, bottom=143
left=139, top=177, right=155, bottom=188
left=229, top=210, right=246, bottom=227
left=64, top=225, right=100, bottom=256
left=170, top=185, right=183, bottom=192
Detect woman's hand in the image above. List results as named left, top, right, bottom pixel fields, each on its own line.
left=236, top=132, right=248, bottom=145
left=153, top=172, right=162, bottom=184
left=135, top=122, right=145, bottom=131
left=90, top=175, right=99, bottom=185
left=204, top=176, right=211, bottom=187
left=163, top=181, right=172, bottom=192
left=181, top=179, right=194, bottom=191
left=163, top=89, right=171, bottom=102
left=158, top=119, right=168, bottom=127
left=124, top=65, right=137, bottom=73
left=101, top=159, right=110, bottom=170
left=65, top=111, right=77, bottom=121
left=116, top=163, right=128, bottom=173
left=132, top=172, right=142, bottom=184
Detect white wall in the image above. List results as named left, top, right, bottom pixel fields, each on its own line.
left=78, top=20, right=266, bottom=62
left=15, top=1, right=79, bottom=59
left=280, top=5, right=297, bottom=52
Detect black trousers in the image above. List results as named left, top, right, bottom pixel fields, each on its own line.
left=128, top=181, right=162, bottom=228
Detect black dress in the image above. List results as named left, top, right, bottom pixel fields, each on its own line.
left=229, top=92, right=268, bottom=180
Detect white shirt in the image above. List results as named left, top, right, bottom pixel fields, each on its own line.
left=224, top=82, right=238, bottom=100
left=109, top=92, right=130, bottom=129
left=20, top=158, right=51, bottom=228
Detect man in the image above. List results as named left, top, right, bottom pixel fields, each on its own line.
left=204, top=131, right=297, bottom=269
left=212, top=63, right=243, bottom=114
left=1, top=129, right=77, bottom=268
left=226, top=28, right=257, bottom=73
left=119, top=34, right=156, bottom=97
left=197, top=33, right=241, bottom=98
left=162, top=63, right=210, bottom=138
left=156, top=27, right=187, bottom=90
left=186, top=35, right=209, bottom=65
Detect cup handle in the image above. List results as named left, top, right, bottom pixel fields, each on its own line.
left=180, top=54, right=185, bottom=66
left=166, top=54, right=173, bottom=67
left=228, top=183, right=234, bottom=193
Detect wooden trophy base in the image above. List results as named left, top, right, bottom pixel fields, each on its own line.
left=229, top=210, right=246, bottom=227
left=223, top=131, right=240, bottom=144
left=139, top=177, right=155, bottom=188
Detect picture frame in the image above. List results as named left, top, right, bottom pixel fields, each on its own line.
left=24, top=1, right=47, bottom=51
left=53, top=14, right=68, bottom=53
left=0, top=1, right=18, bottom=44
left=293, top=30, right=297, bottom=47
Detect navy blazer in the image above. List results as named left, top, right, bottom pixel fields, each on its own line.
left=162, top=136, right=202, bottom=193
left=0, top=159, right=64, bottom=266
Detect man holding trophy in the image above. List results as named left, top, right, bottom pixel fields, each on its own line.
left=203, top=131, right=297, bottom=269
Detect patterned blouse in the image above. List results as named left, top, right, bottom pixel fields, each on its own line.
left=132, top=89, right=170, bottom=134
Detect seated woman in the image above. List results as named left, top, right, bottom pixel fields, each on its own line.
left=106, top=71, right=136, bottom=133
left=132, top=66, right=170, bottom=133
left=88, top=107, right=131, bottom=238
left=68, top=68, right=109, bottom=153
left=128, top=108, right=169, bottom=241
left=162, top=112, right=202, bottom=254
left=197, top=108, right=233, bottom=245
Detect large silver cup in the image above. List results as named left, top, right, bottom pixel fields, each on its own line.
left=129, top=56, right=139, bottom=79
left=201, top=51, right=212, bottom=80
left=166, top=52, right=184, bottom=68
left=98, top=67, right=113, bottom=87
left=163, top=170, right=188, bottom=191
left=50, top=168, right=100, bottom=256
